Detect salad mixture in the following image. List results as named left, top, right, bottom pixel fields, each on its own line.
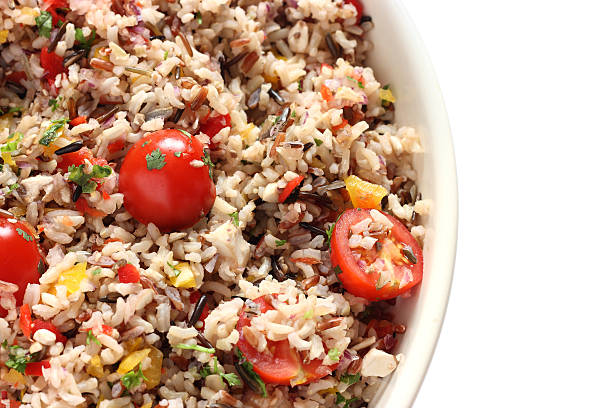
left=0, top=0, right=429, bottom=407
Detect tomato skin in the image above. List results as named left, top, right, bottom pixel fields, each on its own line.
left=69, top=116, right=87, bottom=127
left=75, top=197, right=105, bottom=218
left=19, top=304, right=32, bottom=338
left=25, top=361, right=50, bottom=376
left=119, top=129, right=216, bottom=232
left=344, top=0, right=363, bottom=21
left=6, top=71, right=27, bottom=84
left=118, top=264, right=140, bottom=283
left=56, top=147, right=108, bottom=172
left=236, top=296, right=337, bottom=385
left=199, top=113, right=231, bottom=149
left=42, top=0, right=68, bottom=26
left=0, top=214, right=42, bottom=316
left=279, top=175, right=304, bottom=203
left=330, top=209, right=423, bottom=301
left=40, top=47, right=67, bottom=84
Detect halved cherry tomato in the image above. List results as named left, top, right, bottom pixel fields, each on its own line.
left=279, top=175, right=304, bottom=203
left=119, top=129, right=216, bottom=232
left=31, top=320, right=67, bottom=344
left=199, top=113, right=231, bottom=149
left=42, top=0, right=68, bottom=26
left=0, top=213, right=42, bottom=317
left=19, top=304, right=32, bottom=339
left=236, top=296, right=338, bottom=386
left=344, top=0, right=363, bottom=22
left=107, top=139, right=126, bottom=153
left=75, top=197, right=105, bottom=218
left=69, top=116, right=87, bottom=127
left=56, top=147, right=108, bottom=172
left=25, top=361, right=50, bottom=376
left=118, top=264, right=140, bottom=283
left=40, top=47, right=67, bottom=85
left=330, top=209, right=423, bottom=301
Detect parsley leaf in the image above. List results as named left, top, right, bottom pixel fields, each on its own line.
left=86, top=330, right=101, bottom=346
left=90, top=165, right=112, bottom=178
left=35, top=11, right=53, bottom=38
left=75, top=28, right=96, bottom=53
left=7, top=183, right=19, bottom=193
left=166, top=261, right=181, bottom=277
left=3, top=343, right=29, bottom=374
left=145, top=148, right=167, bottom=170
left=230, top=211, right=239, bottom=226
left=346, top=76, right=365, bottom=89
left=325, top=222, right=335, bottom=244
left=314, top=138, right=323, bottom=146
left=92, top=268, right=101, bottom=276
left=48, top=96, right=62, bottom=112
left=174, top=343, right=215, bottom=353
left=39, top=118, right=68, bottom=146
left=141, top=140, right=151, bottom=147
left=234, top=348, right=267, bottom=397
left=173, top=151, right=182, bottom=158
left=328, top=347, right=341, bottom=362
left=163, top=51, right=169, bottom=60
left=340, top=372, right=361, bottom=386
left=1, top=132, right=22, bottom=154
left=195, top=11, right=203, bottom=24
left=335, top=393, right=359, bottom=408
left=68, top=164, right=111, bottom=193
left=220, top=372, right=242, bottom=387
left=201, top=149, right=214, bottom=178
left=333, top=265, right=343, bottom=276
left=16, top=228, right=33, bottom=242
left=121, top=364, right=147, bottom=389
left=275, top=239, right=287, bottom=247
left=178, top=129, right=192, bottom=138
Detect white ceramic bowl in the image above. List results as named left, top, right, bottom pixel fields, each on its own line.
left=361, top=1, right=458, bottom=406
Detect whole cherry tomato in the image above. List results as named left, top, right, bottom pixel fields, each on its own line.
left=0, top=212, right=42, bottom=316
left=119, top=129, right=216, bottom=232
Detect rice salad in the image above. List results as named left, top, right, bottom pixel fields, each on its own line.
left=0, top=0, right=430, bottom=407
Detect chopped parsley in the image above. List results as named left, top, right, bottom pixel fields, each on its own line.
left=340, top=372, right=361, bottom=385
left=325, top=223, right=335, bottom=244
left=67, top=164, right=112, bottom=193
left=174, top=151, right=182, bottom=158
left=48, top=96, right=62, bottom=112
left=221, top=372, right=242, bottom=387
left=314, top=138, right=323, bottom=146
left=92, top=268, right=101, bottom=276
left=1, top=132, right=22, bottom=154
left=166, top=261, right=181, bottom=277
left=141, top=140, right=151, bottom=147
left=39, top=118, right=69, bottom=146
left=275, top=239, right=287, bottom=247
left=201, top=149, right=214, bottom=178
left=75, top=28, right=96, bottom=53
left=2, top=342, right=29, bottom=374
left=335, top=393, right=359, bottom=408
left=200, top=356, right=241, bottom=387
left=145, top=148, right=167, bottom=170
left=229, top=211, right=239, bottom=226
left=333, top=265, right=343, bottom=276
left=178, top=129, right=192, bottom=138
left=195, top=11, right=203, bottom=24
left=174, top=343, right=215, bottom=353
left=291, top=110, right=297, bottom=118
left=163, top=50, right=168, bottom=60
left=346, top=76, right=365, bottom=89
left=7, top=183, right=19, bottom=193
left=121, top=364, right=147, bottom=390
left=328, top=348, right=341, bottom=362
left=16, top=228, right=33, bottom=242
left=35, top=10, right=53, bottom=38
left=234, top=348, right=267, bottom=397
left=86, top=330, right=101, bottom=346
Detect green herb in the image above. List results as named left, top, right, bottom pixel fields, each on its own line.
left=178, top=129, right=192, bottom=138
left=121, top=364, right=147, bottom=389
left=234, top=348, right=267, bottom=397
left=68, top=164, right=112, bottom=193
left=174, top=343, right=215, bottom=353
left=7, top=183, right=19, bottom=193
left=314, top=138, right=323, bottom=146
left=340, top=372, right=361, bottom=386
left=230, top=211, right=239, bottom=226
left=325, top=223, right=335, bottom=244
left=145, top=148, right=167, bottom=170
left=303, top=309, right=313, bottom=319
left=174, top=151, right=182, bottom=158
left=212, top=356, right=218, bottom=373
left=335, top=393, right=359, bottom=408
left=201, top=150, right=214, bottom=178
left=39, top=118, right=68, bottom=146
left=163, top=51, right=168, bottom=60
left=16, top=228, right=33, bottom=242
left=346, top=76, right=364, bottom=89
left=275, top=239, right=286, bottom=247
left=333, top=265, right=343, bottom=276
left=166, top=261, right=181, bottom=277
left=92, top=268, right=101, bottom=276
left=48, top=96, right=62, bottom=112
left=141, top=140, right=151, bottom=147
left=1, top=132, right=22, bottom=154
left=3, top=343, right=29, bottom=374
left=75, top=28, right=96, bottom=53
left=402, top=245, right=417, bottom=264
left=86, top=330, right=101, bottom=346
left=291, top=110, right=296, bottom=118
left=195, top=11, right=203, bottom=24
left=328, top=348, right=341, bottom=362
left=221, top=372, right=242, bottom=387
left=35, top=10, right=53, bottom=38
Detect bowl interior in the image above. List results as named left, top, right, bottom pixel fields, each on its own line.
left=361, top=1, right=458, bottom=406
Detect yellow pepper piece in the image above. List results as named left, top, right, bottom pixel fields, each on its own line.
left=3, top=369, right=26, bottom=385
left=379, top=87, right=396, bottom=104
left=1, top=151, right=15, bottom=167
left=53, top=262, right=87, bottom=295
left=117, top=348, right=150, bottom=375
left=142, top=347, right=163, bottom=389
left=240, top=123, right=256, bottom=145
left=125, top=337, right=143, bottom=353
left=0, top=30, right=8, bottom=43
left=20, top=7, right=38, bottom=16
left=263, top=73, right=279, bottom=88
left=140, top=403, right=153, bottom=408
left=87, top=355, right=105, bottom=378
left=344, top=175, right=388, bottom=210
left=169, top=262, right=196, bottom=289
left=1, top=132, right=23, bottom=168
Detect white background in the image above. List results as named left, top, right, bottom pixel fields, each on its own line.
left=408, top=1, right=612, bottom=407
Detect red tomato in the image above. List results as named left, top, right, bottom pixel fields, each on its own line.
left=117, top=264, right=140, bottom=283
left=75, top=197, right=105, bottom=218
left=56, top=147, right=108, bottom=172
left=278, top=175, right=304, bottom=203
left=320, top=84, right=333, bottom=102
left=199, top=113, right=231, bottom=148
left=236, top=296, right=338, bottom=386
left=344, top=0, right=363, bottom=21
left=0, top=213, right=42, bottom=317
left=19, top=304, right=32, bottom=338
left=5, top=71, right=27, bottom=84
left=24, top=361, right=50, bottom=376
left=107, top=139, right=126, bottom=153
left=40, top=47, right=67, bottom=85
left=0, top=400, right=21, bottom=408
left=330, top=209, right=423, bottom=301
left=100, top=324, right=114, bottom=336
left=31, top=320, right=67, bottom=344
left=42, top=0, right=68, bottom=25
left=69, top=116, right=87, bottom=127
left=119, top=129, right=216, bottom=232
